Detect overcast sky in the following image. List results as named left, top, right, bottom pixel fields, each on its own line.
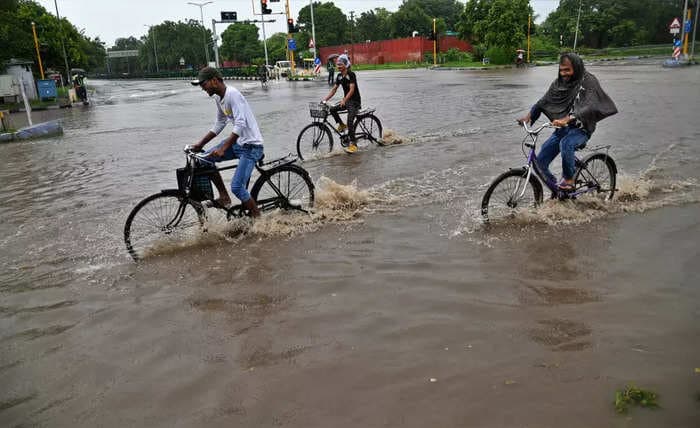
left=36, top=0, right=559, bottom=47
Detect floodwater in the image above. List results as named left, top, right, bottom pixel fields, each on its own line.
left=1, top=63, right=699, bottom=427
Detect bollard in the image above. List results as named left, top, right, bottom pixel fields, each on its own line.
left=0, top=110, right=9, bottom=132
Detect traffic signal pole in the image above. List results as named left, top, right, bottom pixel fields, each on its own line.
left=433, top=18, right=437, bottom=66
left=285, top=0, right=295, bottom=74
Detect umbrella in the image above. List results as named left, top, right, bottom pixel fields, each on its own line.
left=515, top=49, right=525, bottom=53
left=326, top=53, right=340, bottom=61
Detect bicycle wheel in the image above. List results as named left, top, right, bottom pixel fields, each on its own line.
left=352, top=114, right=383, bottom=148
left=124, top=190, right=205, bottom=261
left=296, top=122, right=333, bottom=160
left=481, top=169, right=543, bottom=222
left=250, top=165, right=315, bottom=213
left=574, top=153, right=617, bottom=200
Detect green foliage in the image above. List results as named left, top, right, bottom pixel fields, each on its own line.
left=297, top=2, right=347, bottom=46
left=484, top=46, right=511, bottom=64
left=457, top=0, right=532, bottom=52
left=220, top=22, right=261, bottom=64
left=443, top=47, right=473, bottom=62
left=264, top=32, right=290, bottom=63
left=540, top=0, right=685, bottom=49
left=614, top=385, right=659, bottom=414
left=354, top=8, right=392, bottom=42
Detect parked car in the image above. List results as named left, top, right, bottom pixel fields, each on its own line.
left=274, top=60, right=291, bottom=77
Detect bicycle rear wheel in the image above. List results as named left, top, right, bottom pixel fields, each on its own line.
left=250, top=165, right=314, bottom=213
left=574, top=153, right=616, bottom=200
left=353, top=114, right=383, bottom=148
left=481, top=169, right=543, bottom=222
left=296, top=122, right=333, bottom=160
left=124, top=190, right=205, bottom=261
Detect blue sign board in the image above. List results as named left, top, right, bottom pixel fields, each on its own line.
left=314, top=57, right=321, bottom=65
left=685, top=20, right=692, bottom=33
left=287, top=38, right=297, bottom=51
left=674, top=38, right=681, bottom=47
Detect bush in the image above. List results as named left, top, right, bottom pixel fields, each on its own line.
left=484, top=46, right=511, bottom=64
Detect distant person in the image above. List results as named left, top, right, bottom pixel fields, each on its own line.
left=516, top=50, right=524, bottom=67
left=326, top=57, right=335, bottom=86
left=72, top=72, right=87, bottom=103
left=518, top=53, right=617, bottom=191
left=322, top=54, right=361, bottom=153
left=189, top=67, right=264, bottom=217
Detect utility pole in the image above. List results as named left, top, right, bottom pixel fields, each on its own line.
left=433, top=18, right=437, bottom=66
left=188, top=1, right=213, bottom=66
left=573, top=0, right=582, bottom=52
left=53, top=0, right=71, bottom=86
left=310, top=0, right=318, bottom=63
left=349, top=11, right=354, bottom=64
left=144, top=25, right=159, bottom=72
left=680, top=0, right=690, bottom=58
left=31, top=22, right=45, bottom=79
left=691, top=1, right=698, bottom=60
left=527, top=14, right=531, bottom=63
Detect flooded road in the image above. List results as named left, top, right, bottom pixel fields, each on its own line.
left=1, top=63, right=699, bottom=427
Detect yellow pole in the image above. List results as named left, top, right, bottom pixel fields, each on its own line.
left=31, top=22, right=45, bottom=79
left=683, top=9, right=691, bottom=55
left=527, top=14, right=531, bottom=63
left=285, top=0, right=295, bottom=75
left=433, top=18, right=437, bottom=67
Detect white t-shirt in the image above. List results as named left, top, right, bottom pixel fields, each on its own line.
left=210, top=86, right=263, bottom=146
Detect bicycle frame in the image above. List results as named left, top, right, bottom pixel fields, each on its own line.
left=517, top=122, right=611, bottom=200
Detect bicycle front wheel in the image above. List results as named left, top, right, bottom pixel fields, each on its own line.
left=481, top=169, right=543, bottom=222
left=296, top=122, right=333, bottom=160
left=250, top=165, right=315, bottom=213
left=124, top=190, right=205, bottom=261
left=574, top=153, right=616, bottom=201
left=353, top=114, right=383, bottom=147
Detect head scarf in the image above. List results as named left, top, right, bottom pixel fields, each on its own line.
left=535, top=53, right=617, bottom=134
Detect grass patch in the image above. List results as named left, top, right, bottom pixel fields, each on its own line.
left=614, top=385, right=659, bottom=413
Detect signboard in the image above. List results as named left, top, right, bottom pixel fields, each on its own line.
left=309, top=38, right=315, bottom=48
left=287, top=38, right=297, bottom=51
left=669, top=17, right=681, bottom=34
left=107, top=50, right=139, bottom=58
left=221, top=11, right=237, bottom=22
left=313, top=57, right=321, bottom=74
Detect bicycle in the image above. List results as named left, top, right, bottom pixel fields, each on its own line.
left=480, top=121, right=618, bottom=222
left=296, top=102, right=383, bottom=160
left=123, top=147, right=315, bottom=261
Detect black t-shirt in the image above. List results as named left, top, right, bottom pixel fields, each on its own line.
left=335, top=71, right=361, bottom=104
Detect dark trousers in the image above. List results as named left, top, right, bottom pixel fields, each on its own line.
left=327, top=70, right=334, bottom=85
left=330, top=100, right=360, bottom=141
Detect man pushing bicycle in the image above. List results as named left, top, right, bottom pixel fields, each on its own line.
left=189, top=67, right=264, bottom=217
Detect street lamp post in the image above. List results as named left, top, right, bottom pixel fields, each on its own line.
left=573, top=0, right=582, bottom=52
left=144, top=25, right=159, bottom=72
left=187, top=1, right=213, bottom=66
left=53, top=0, right=71, bottom=86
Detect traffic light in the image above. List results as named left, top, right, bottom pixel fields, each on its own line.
left=261, top=0, right=272, bottom=14
left=220, top=11, right=237, bottom=22
left=287, top=18, right=298, bottom=33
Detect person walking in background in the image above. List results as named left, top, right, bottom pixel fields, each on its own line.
left=326, top=57, right=335, bottom=86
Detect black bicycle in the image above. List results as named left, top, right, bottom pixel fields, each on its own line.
left=124, top=147, right=314, bottom=261
left=296, top=102, right=383, bottom=160
left=481, top=121, right=617, bottom=222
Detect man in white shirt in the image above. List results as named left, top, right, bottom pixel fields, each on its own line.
left=190, top=67, right=264, bottom=217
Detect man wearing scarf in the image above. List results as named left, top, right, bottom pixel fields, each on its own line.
left=519, top=53, right=618, bottom=190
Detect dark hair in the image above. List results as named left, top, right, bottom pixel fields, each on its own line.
left=559, top=52, right=585, bottom=81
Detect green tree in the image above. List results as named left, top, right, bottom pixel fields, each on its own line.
left=220, top=22, right=262, bottom=64
left=297, top=2, right=347, bottom=47
left=457, top=0, right=531, bottom=50
left=389, top=1, right=432, bottom=38
left=136, top=20, right=213, bottom=71
left=355, top=8, right=392, bottom=42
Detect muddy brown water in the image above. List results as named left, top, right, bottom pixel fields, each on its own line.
left=1, top=64, right=699, bottom=427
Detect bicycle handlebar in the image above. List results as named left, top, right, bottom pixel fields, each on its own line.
left=517, top=120, right=556, bottom=135
left=183, top=145, right=215, bottom=166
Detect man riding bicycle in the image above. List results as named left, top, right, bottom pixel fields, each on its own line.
left=518, top=53, right=617, bottom=191
left=189, top=67, right=264, bottom=217
left=322, top=54, right=361, bottom=153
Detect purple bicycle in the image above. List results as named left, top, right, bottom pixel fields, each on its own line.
left=481, top=121, right=617, bottom=222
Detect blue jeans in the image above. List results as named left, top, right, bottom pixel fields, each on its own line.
left=205, top=142, right=263, bottom=203
left=537, top=126, right=589, bottom=183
